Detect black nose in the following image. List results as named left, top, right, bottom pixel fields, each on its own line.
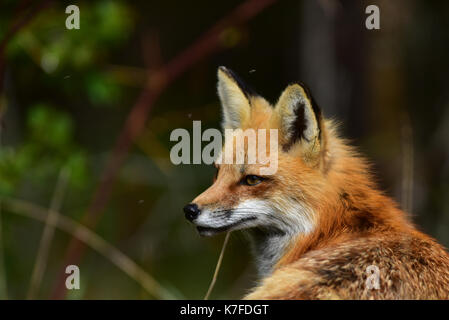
left=184, top=203, right=201, bottom=221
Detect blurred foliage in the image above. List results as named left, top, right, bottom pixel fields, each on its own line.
left=0, top=104, right=89, bottom=195
left=6, top=0, right=133, bottom=107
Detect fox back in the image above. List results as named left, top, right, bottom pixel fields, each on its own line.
left=183, top=67, right=449, bottom=299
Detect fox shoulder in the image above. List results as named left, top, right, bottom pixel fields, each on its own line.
left=245, top=233, right=449, bottom=300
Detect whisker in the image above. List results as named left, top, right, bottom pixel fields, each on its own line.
left=214, top=210, right=272, bottom=217
left=212, top=208, right=271, bottom=214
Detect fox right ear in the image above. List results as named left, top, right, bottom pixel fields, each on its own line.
left=275, top=83, right=322, bottom=156
left=217, top=66, right=251, bottom=129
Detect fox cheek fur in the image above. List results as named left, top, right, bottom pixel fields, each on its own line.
left=184, top=66, right=449, bottom=299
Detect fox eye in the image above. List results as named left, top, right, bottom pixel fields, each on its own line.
left=243, top=175, right=264, bottom=186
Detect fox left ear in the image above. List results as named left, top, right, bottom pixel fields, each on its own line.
left=217, top=66, right=252, bottom=129
left=275, top=83, right=322, bottom=155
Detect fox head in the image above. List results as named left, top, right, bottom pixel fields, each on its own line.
left=184, top=66, right=328, bottom=238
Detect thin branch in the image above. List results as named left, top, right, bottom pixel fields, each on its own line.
left=53, top=0, right=277, bottom=299
left=2, top=197, right=175, bottom=300
left=204, top=231, right=231, bottom=300
left=27, top=167, right=70, bottom=299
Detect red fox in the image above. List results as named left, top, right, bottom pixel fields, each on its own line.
left=184, top=66, right=449, bottom=299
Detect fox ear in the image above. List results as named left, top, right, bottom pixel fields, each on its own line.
left=217, top=66, right=252, bottom=129
left=275, top=83, right=322, bottom=154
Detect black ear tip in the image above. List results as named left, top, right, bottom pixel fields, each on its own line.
left=294, top=81, right=322, bottom=115
left=292, top=81, right=312, bottom=97
left=217, top=66, right=258, bottom=99
left=218, top=66, right=235, bottom=78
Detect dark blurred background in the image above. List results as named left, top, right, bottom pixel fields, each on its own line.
left=0, top=0, right=448, bottom=299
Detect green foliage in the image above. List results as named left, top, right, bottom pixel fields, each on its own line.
left=0, top=105, right=89, bottom=196
left=95, top=1, right=133, bottom=45
left=5, top=1, right=134, bottom=107
left=0, top=0, right=134, bottom=196
left=86, top=72, right=121, bottom=105
left=28, top=104, right=73, bottom=147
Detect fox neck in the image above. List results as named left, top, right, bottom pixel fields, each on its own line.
left=247, top=227, right=303, bottom=278
left=274, top=169, right=414, bottom=269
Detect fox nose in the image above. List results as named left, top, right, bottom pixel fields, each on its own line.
left=184, top=203, right=201, bottom=221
